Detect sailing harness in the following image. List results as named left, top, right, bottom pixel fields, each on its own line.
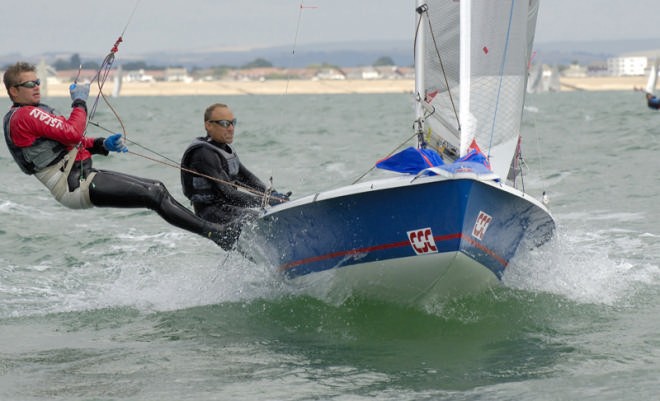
left=4, top=105, right=94, bottom=208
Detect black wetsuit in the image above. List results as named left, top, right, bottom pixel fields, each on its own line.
left=181, top=137, right=269, bottom=235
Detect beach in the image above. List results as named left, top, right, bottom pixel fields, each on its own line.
left=41, top=75, right=649, bottom=97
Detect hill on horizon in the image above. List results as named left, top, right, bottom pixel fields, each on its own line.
left=2, top=38, right=659, bottom=70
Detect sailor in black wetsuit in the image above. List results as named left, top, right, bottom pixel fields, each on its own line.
left=181, top=103, right=289, bottom=248
left=3, top=61, right=233, bottom=249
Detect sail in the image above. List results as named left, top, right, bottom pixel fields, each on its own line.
left=37, top=59, right=49, bottom=97
left=526, top=63, right=543, bottom=94
left=645, top=59, right=657, bottom=95
left=112, top=65, right=123, bottom=98
left=547, top=64, right=560, bottom=92
left=416, top=0, right=539, bottom=180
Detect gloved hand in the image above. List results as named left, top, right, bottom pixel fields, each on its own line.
left=268, top=190, right=291, bottom=206
left=69, top=83, right=90, bottom=102
left=103, top=133, right=128, bottom=153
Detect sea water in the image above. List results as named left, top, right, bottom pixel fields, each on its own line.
left=1, top=90, right=659, bottom=400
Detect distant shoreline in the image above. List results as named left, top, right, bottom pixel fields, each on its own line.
left=40, top=76, right=649, bottom=97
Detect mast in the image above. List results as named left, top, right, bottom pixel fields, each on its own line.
left=459, top=0, right=471, bottom=157
left=414, top=0, right=426, bottom=148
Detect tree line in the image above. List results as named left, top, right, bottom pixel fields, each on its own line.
left=4, top=54, right=397, bottom=72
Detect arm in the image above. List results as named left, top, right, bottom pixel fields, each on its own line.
left=236, top=163, right=268, bottom=192
left=10, top=106, right=88, bottom=148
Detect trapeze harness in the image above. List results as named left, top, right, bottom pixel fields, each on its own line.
left=4, top=104, right=96, bottom=209
left=180, top=137, right=242, bottom=206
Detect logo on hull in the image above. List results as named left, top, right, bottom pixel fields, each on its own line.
left=407, top=228, right=438, bottom=255
left=472, top=211, right=493, bottom=241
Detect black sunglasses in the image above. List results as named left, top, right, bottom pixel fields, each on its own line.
left=14, top=79, right=41, bottom=89
left=207, top=119, right=237, bottom=128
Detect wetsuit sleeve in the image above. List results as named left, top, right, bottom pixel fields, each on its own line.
left=86, top=137, right=110, bottom=155
left=189, top=147, right=264, bottom=207
left=236, top=163, right=268, bottom=192
left=10, top=106, right=87, bottom=147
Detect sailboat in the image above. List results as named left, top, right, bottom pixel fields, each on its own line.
left=242, top=0, right=555, bottom=304
left=645, top=59, right=657, bottom=96
left=637, top=58, right=660, bottom=110
left=112, top=64, right=123, bottom=98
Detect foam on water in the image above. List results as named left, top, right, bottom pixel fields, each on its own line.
left=504, top=223, right=660, bottom=306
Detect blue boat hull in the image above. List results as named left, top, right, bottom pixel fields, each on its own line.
left=243, top=175, right=554, bottom=301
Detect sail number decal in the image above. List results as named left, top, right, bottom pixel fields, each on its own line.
left=472, top=211, right=493, bottom=241
left=407, top=228, right=438, bottom=255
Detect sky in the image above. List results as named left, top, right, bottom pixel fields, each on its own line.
left=1, top=0, right=658, bottom=58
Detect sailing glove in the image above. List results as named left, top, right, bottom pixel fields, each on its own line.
left=104, top=133, right=128, bottom=153
left=69, top=83, right=90, bottom=102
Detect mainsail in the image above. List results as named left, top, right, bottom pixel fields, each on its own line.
left=416, top=0, right=538, bottom=180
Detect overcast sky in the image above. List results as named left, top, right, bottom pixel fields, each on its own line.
left=1, top=0, right=658, bottom=57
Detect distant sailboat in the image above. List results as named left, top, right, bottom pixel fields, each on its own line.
left=645, top=59, right=657, bottom=95
left=37, top=59, right=49, bottom=97
left=112, top=65, right=123, bottom=98
left=526, top=63, right=560, bottom=93
left=547, top=65, right=560, bottom=92
left=526, top=63, right=543, bottom=94
left=637, top=59, right=660, bottom=110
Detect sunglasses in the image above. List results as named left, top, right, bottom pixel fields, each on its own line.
left=14, top=79, right=41, bottom=89
left=207, top=119, right=237, bottom=128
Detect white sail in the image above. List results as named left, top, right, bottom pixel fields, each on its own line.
left=645, top=59, right=657, bottom=95
left=112, top=65, right=123, bottom=98
left=526, top=63, right=543, bottom=94
left=37, top=59, right=49, bottom=97
left=416, top=0, right=538, bottom=180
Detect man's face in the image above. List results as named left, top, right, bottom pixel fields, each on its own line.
left=205, top=106, right=236, bottom=144
left=9, top=71, right=41, bottom=105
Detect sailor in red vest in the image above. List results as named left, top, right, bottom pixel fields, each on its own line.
left=3, top=61, right=234, bottom=249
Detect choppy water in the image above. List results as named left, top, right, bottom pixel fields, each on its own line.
left=1, top=90, right=659, bottom=400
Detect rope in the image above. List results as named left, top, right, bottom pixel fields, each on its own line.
left=284, top=2, right=318, bottom=96
left=88, top=120, right=283, bottom=200
left=415, top=5, right=460, bottom=133
left=486, top=0, right=517, bottom=158
left=351, top=132, right=417, bottom=184
left=81, top=1, right=286, bottom=203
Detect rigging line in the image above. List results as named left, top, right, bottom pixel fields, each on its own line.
left=88, top=120, right=175, bottom=163
left=416, top=6, right=460, bottom=132
left=351, top=132, right=417, bottom=185
left=487, top=0, right=516, bottom=157
left=128, top=150, right=278, bottom=199
left=285, top=2, right=317, bottom=96
left=88, top=120, right=280, bottom=200
left=87, top=0, right=141, bottom=135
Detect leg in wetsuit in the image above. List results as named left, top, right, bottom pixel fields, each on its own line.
left=84, top=168, right=237, bottom=250
left=194, top=204, right=259, bottom=249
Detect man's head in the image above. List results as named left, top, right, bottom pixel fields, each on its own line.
left=204, top=103, right=236, bottom=145
left=3, top=62, right=41, bottom=104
